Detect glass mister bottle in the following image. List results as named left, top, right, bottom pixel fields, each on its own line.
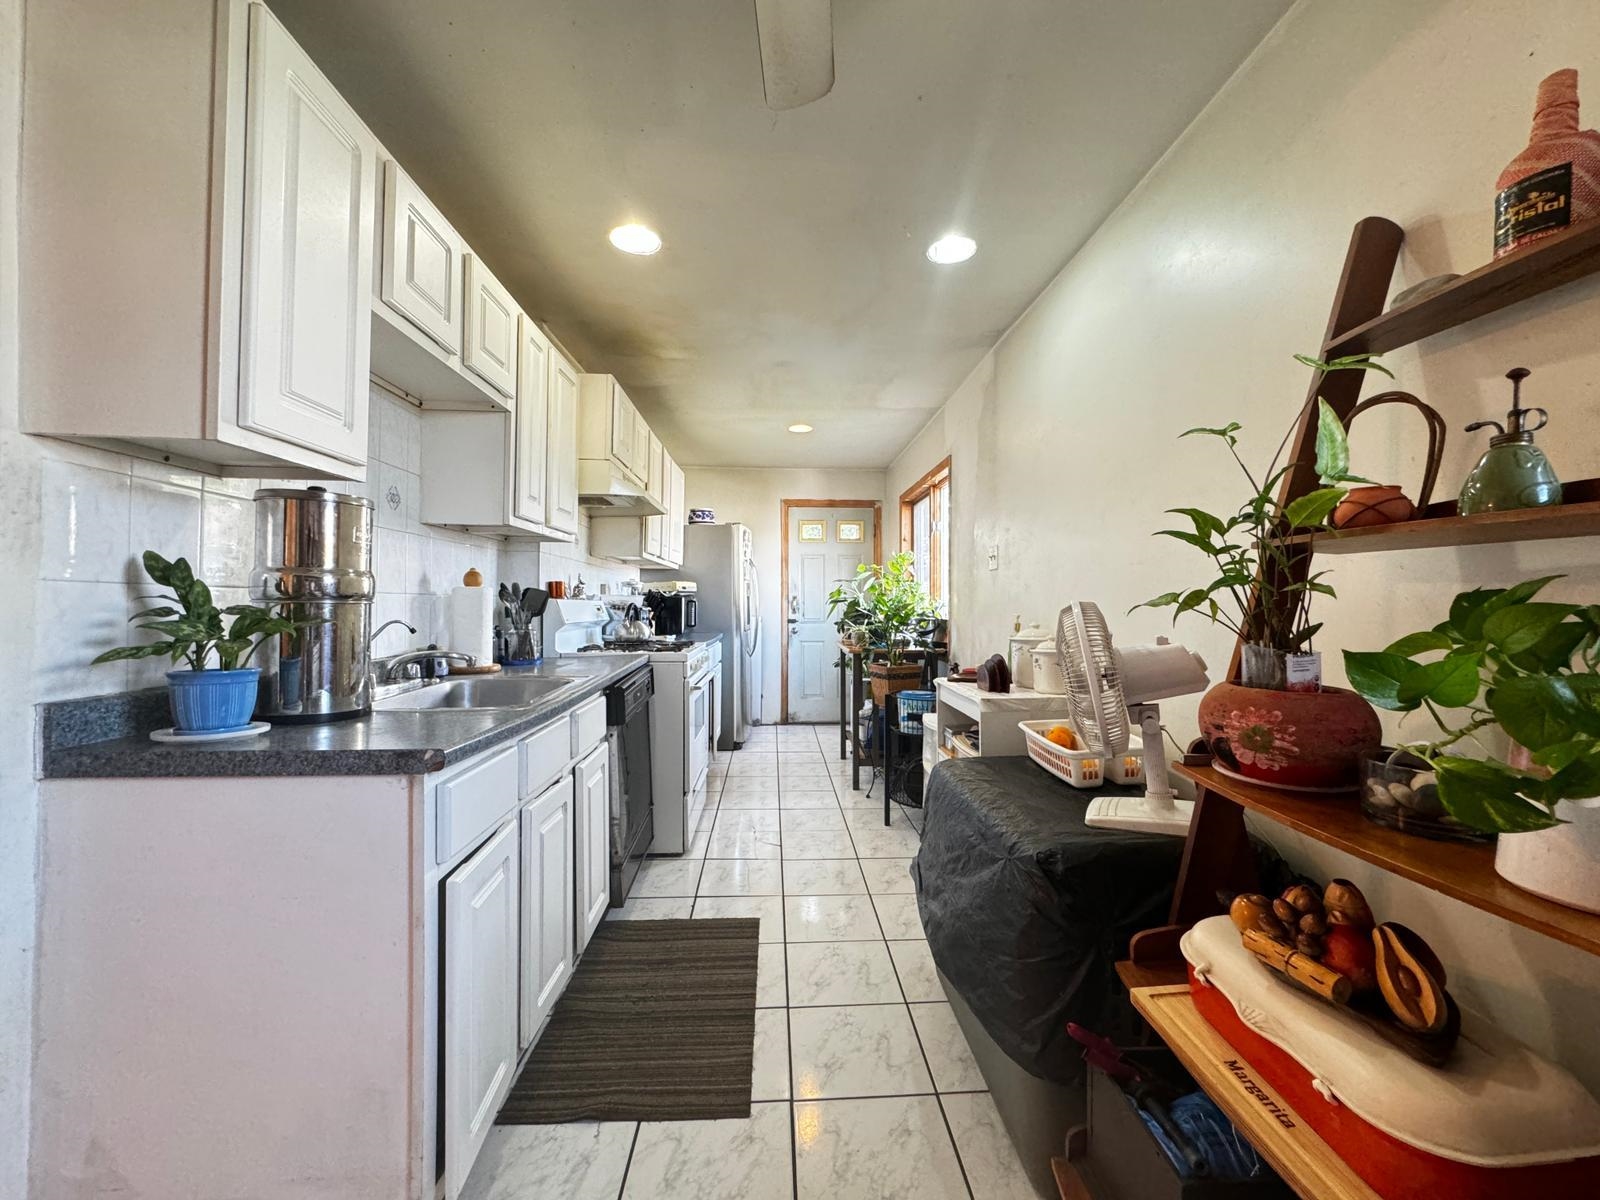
left=1458, top=367, right=1563, bottom=515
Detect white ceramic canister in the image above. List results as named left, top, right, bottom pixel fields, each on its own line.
left=1494, top=797, right=1600, bottom=914
left=1031, top=639, right=1065, bottom=694
left=1009, top=624, right=1047, bottom=689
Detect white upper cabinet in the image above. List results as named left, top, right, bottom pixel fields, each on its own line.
left=546, top=351, right=582, bottom=535
left=631, top=410, right=653, bottom=484
left=609, top=382, right=639, bottom=481
left=237, top=4, right=376, bottom=466
left=667, top=455, right=686, bottom=566
left=575, top=374, right=665, bottom=514
left=642, top=434, right=665, bottom=561
left=462, top=255, right=520, bottom=400
left=512, top=317, right=551, bottom=527
left=21, top=0, right=376, bottom=478
left=380, top=160, right=463, bottom=354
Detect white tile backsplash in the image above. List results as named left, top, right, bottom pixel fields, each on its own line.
left=29, top=387, right=512, bottom=699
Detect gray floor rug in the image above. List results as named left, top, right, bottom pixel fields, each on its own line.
left=497, top=917, right=760, bottom=1124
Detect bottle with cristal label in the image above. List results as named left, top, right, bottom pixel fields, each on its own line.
left=1494, top=69, right=1600, bottom=257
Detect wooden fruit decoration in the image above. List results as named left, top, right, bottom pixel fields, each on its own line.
left=1373, top=922, right=1448, bottom=1033
left=1321, top=922, right=1378, bottom=992
left=1229, top=894, right=1288, bottom=942
left=1323, top=879, right=1375, bottom=930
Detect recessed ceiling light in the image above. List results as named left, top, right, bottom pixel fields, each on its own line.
left=609, top=224, right=662, bottom=255
left=788, top=423, right=814, bottom=434
left=925, top=233, right=977, bottom=265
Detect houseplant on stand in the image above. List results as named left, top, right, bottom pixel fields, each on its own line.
left=1137, top=354, right=1393, bottom=790
left=829, top=552, right=938, bottom=704
left=94, top=550, right=315, bottom=736
left=1345, top=575, right=1600, bottom=912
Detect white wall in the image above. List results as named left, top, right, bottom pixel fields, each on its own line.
left=889, top=0, right=1600, bottom=1090
left=683, top=467, right=888, bottom=720
left=0, top=0, right=32, bottom=1189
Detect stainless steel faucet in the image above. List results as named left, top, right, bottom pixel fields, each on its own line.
left=370, top=619, right=417, bottom=646
left=379, top=648, right=478, bottom=683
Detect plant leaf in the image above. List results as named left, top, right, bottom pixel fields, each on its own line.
left=1342, top=650, right=1416, bottom=710
left=1155, top=529, right=1219, bottom=553
left=1396, top=651, right=1483, bottom=708
left=1434, top=757, right=1560, bottom=833
left=1283, top=487, right=1346, bottom=529
left=1540, top=753, right=1600, bottom=803
left=1490, top=676, right=1600, bottom=748
left=1313, top=398, right=1351, bottom=486
left=1166, top=507, right=1228, bottom=541
left=1132, top=592, right=1183, bottom=613
left=1384, top=630, right=1453, bottom=658
left=1179, top=423, right=1241, bottom=444
left=1482, top=603, right=1580, bottom=655
left=1289, top=622, right=1323, bottom=651
left=92, top=642, right=179, bottom=664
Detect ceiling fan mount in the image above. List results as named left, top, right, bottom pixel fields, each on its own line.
left=753, top=0, right=835, bottom=110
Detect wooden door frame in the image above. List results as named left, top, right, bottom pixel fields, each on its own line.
left=779, top=498, right=883, bottom=723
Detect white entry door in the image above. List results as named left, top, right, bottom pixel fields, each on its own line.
left=785, top=504, right=874, bottom=722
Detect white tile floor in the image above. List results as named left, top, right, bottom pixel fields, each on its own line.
left=462, top=722, right=1040, bottom=1200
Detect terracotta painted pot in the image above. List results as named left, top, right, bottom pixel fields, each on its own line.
left=1333, top=485, right=1415, bottom=529
left=869, top=661, right=922, bottom=706
left=1198, top=681, right=1381, bottom=791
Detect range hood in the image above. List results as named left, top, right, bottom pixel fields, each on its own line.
left=578, top=457, right=667, bottom=515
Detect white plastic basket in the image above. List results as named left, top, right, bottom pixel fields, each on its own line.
left=1019, top=720, right=1144, bottom=790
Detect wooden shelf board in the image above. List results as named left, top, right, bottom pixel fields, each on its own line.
left=1323, top=218, right=1600, bottom=357
left=1274, top=495, right=1600, bottom=555
left=1115, top=958, right=1189, bottom=990
left=1131, top=985, right=1380, bottom=1200
left=1176, top=763, right=1600, bottom=956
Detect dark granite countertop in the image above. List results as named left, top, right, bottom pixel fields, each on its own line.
left=39, top=656, right=649, bottom=780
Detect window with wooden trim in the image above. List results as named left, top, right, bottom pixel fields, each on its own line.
left=899, top=456, right=951, bottom=605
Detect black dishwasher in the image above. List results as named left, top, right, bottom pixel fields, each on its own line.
left=606, top=665, right=654, bottom=904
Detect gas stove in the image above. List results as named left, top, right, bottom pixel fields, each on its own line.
left=577, top=638, right=698, bottom=654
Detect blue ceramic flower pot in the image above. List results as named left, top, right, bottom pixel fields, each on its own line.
left=166, top=667, right=261, bottom=733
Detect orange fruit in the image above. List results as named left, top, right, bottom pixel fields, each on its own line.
left=1046, top=725, right=1077, bottom=749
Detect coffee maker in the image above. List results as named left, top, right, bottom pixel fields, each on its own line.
left=644, top=586, right=698, bottom=639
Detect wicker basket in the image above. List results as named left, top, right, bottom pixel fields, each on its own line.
left=1019, top=720, right=1144, bottom=790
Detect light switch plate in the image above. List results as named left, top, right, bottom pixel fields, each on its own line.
left=987, top=546, right=999, bottom=570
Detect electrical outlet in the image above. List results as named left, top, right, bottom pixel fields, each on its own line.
left=987, top=546, right=999, bottom=571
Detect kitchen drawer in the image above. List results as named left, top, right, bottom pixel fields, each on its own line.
left=520, top=718, right=571, bottom=799
left=435, top=744, right=520, bottom=865
left=572, top=694, right=606, bottom=759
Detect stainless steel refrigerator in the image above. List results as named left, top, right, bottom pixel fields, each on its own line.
left=646, top=522, right=760, bottom=749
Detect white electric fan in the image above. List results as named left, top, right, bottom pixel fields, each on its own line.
left=1056, top=602, right=1210, bottom=836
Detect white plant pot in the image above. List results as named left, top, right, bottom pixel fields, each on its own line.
left=1494, top=796, right=1600, bottom=914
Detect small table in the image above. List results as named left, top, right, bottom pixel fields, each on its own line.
left=933, top=678, right=1075, bottom=759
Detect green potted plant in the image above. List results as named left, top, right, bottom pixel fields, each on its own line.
left=93, top=551, right=313, bottom=735
left=1136, top=353, right=1393, bottom=790
left=829, top=552, right=937, bottom=703
left=826, top=572, right=874, bottom=652
left=1344, top=575, right=1600, bottom=912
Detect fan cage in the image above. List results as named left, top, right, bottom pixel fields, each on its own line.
left=1056, top=602, right=1132, bottom=754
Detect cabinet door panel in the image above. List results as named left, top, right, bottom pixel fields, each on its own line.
left=513, top=318, right=550, bottom=526
left=668, top=457, right=686, bottom=566
left=380, top=160, right=463, bottom=353
left=462, top=255, right=519, bottom=400
left=239, top=5, right=375, bottom=465
left=632, top=411, right=652, bottom=484
left=443, top=818, right=519, bottom=1199
left=520, top=776, right=574, bottom=1047
left=643, top=433, right=665, bottom=559
left=608, top=382, right=635, bottom=477
left=546, top=353, right=580, bottom=534
left=574, top=746, right=611, bottom=952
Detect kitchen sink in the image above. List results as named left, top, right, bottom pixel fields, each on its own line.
left=373, top=675, right=578, bottom=711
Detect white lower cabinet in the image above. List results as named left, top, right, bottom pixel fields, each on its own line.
left=442, top=816, right=520, bottom=1200
left=520, top=775, right=574, bottom=1048
left=575, top=744, right=612, bottom=952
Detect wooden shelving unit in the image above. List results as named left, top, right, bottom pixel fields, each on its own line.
left=1322, top=217, right=1600, bottom=357
left=1275, top=493, right=1600, bottom=555
left=1114, top=215, right=1600, bottom=1200
left=1131, top=986, right=1381, bottom=1200
left=1174, top=764, right=1600, bottom=956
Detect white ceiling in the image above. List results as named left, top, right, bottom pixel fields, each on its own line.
left=270, top=0, right=1291, bottom=468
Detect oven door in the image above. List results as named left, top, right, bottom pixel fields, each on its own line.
left=687, top=672, right=711, bottom=795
